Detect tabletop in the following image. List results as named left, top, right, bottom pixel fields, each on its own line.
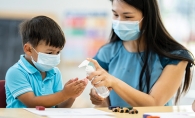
left=0, top=105, right=193, bottom=118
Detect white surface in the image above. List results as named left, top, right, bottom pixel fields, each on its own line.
left=24, top=108, right=113, bottom=117
left=49, top=116, right=114, bottom=118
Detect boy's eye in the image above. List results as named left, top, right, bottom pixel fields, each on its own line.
left=47, top=52, right=52, bottom=54
left=57, top=51, right=60, bottom=54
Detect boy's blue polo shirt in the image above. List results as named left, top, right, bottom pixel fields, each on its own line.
left=5, top=55, right=63, bottom=108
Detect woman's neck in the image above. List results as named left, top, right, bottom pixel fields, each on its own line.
left=122, top=37, right=145, bottom=52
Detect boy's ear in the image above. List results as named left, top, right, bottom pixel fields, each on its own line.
left=23, top=43, right=32, bottom=56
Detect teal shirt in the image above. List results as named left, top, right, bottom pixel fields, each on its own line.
left=94, top=41, right=191, bottom=107
left=5, top=55, right=63, bottom=108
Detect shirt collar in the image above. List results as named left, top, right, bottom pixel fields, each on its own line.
left=18, top=55, right=57, bottom=75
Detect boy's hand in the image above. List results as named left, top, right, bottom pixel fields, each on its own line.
left=62, top=78, right=88, bottom=100
left=71, top=78, right=88, bottom=99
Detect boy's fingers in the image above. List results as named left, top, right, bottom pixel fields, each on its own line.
left=66, top=79, right=74, bottom=85
left=72, top=78, right=79, bottom=81
left=82, top=78, right=88, bottom=84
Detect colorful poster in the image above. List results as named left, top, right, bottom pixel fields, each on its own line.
left=61, top=10, right=109, bottom=64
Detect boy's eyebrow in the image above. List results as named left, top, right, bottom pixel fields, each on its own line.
left=46, top=48, right=62, bottom=51
left=46, top=49, right=55, bottom=51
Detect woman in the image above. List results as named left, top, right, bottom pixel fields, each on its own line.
left=87, top=0, right=194, bottom=107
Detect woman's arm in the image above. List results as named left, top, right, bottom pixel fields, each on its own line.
left=87, top=58, right=188, bottom=106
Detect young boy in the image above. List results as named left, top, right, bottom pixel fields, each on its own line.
left=5, top=15, right=88, bottom=108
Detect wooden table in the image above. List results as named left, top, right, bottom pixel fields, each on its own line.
left=0, top=106, right=193, bottom=118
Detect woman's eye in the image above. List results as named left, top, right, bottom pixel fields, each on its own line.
left=114, top=14, right=118, bottom=17
left=125, top=16, right=132, bottom=19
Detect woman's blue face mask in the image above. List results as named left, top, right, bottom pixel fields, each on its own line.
left=112, top=18, right=143, bottom=41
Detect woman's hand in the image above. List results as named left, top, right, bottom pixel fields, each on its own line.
left=86, top=58, right=117, bottom=88
left=192, top=100, right=195, bottom=112
left=89, top=88, right=105, bottom=105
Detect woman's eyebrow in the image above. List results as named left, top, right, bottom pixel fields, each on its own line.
left=112, top=9, right=134, bottom=14
left=123, top=12, right=134, bottom=14
left=112, top=9, right=116, bottom=13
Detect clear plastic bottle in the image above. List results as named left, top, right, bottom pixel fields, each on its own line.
left=78, top=60, right=110, bottom=98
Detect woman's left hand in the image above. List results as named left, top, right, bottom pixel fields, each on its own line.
left=193, top=100, right=195, bottom=112
left=86, top=58, right=116, bottom=88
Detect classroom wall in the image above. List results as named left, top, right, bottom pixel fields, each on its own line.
left=0, top=0, right=194, bottom=107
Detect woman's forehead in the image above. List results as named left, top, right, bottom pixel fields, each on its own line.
left=112, top=0, right=138, bottom=13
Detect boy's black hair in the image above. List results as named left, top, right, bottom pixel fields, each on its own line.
left=19, top=15, right=65, bottom=48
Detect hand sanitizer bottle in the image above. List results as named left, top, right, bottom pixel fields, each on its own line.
left=78, top=60, right=110, bottom=98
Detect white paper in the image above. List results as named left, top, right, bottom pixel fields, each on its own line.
left=49, top=116, right=114, bottom=118
left=24, top=108, right=114, bottom=117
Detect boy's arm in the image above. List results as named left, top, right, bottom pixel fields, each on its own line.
left=56, top=98, right=75, bottom=108
left=18, top=91, right=69, bottom=108
left=18, top=79, right=87, bottom=108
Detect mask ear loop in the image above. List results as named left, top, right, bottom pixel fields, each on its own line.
left=30, top=46, right=39, bottom=63
left=139, top=17, right=144, bottom=23
left=31, top=47, right=38, bottom=54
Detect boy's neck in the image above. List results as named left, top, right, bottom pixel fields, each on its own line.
left=40, top=71, right=46, bottom=80
left=24, top=54, right=34, bottom=65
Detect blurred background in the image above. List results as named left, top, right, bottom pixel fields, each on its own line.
left=0, top=0, right=194, bottom=107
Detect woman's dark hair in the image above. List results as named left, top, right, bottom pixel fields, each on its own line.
left=109, top=0, right=194, bottom=104
left=19, top=15, right=65, bottom=48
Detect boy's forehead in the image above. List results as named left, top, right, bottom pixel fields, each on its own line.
left=37, top=40, right=54, bottom=48
left=38, top=40, right=48, bottom=46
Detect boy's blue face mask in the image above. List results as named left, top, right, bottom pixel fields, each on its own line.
left=31, top=48, right=60, bottom=72
left=112, top=18, right=143, bottom=41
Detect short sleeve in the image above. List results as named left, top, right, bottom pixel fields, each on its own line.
left=159, top=50, right=194, bottom=68
left=93, top=50, right=110, bottom=71
left=5, top=67, right=33, bottom=98
left=93, top=41, right=123, bottom=71
left=52, top=67, right=63, bottom=93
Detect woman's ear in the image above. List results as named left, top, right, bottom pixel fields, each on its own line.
left=23, top=43, right=32, bottom=56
